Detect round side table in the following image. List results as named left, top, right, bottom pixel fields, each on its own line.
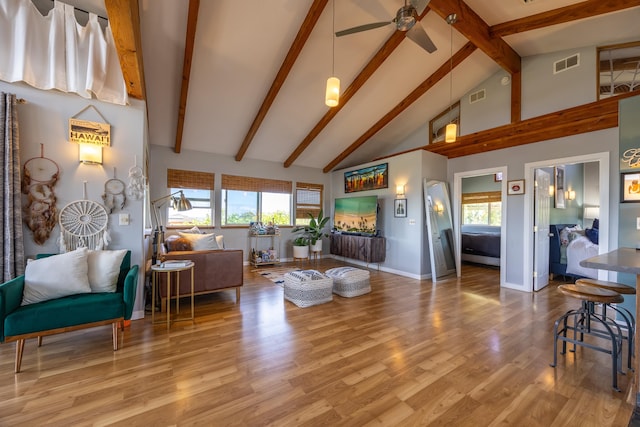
left=151, top=261, right=195, bottom=329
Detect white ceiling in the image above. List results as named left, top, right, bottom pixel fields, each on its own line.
left=82, top=0, right=640, bottom=170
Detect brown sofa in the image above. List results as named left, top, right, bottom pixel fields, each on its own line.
left=157, top=239, right=243, bottom=308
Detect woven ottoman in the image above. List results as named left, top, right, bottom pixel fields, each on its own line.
left=283, top=270, right=333, bottom=308
left=325, top=267, right=371, bottom=297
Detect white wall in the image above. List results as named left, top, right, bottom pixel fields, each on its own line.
left=0, top=80, right=147, bottom=318
left=326, top=150, right=447, bottom=279
left=149, top=145, right=331, bottom=261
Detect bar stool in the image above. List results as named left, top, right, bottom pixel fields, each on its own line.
left=575, top=278, right=636, bottom=370
left=550, top=283, right=625, bottom=391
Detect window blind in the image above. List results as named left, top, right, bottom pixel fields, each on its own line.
left=167, top=169, right=214, bottom=190
left=221, top=174, right=292, bottom=194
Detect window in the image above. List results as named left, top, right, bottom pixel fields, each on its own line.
left=221, top=174, right=292, bottom=226
left=462, top=191, right=501, bottom=226
left=166, top=169, right=214, bottom=227
left=295, top=182, right=323, bottom=225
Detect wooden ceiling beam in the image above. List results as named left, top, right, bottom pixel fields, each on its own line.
left=104, top=0, right=145, bottom=99
left=423, top=91, right=638, bottom=159
left=283, top=8, right=431, bottom=168
left=235, top=0, right=328, bottom=161
left=174, top=0, right=200, bottom=154
left=323, top=42, right=477, bottom=173
left=491, top=0, right=640, bottom=38
left=428, top=0, right=520, bottom=74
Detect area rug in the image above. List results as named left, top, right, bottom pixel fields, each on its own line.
left=251, top=266, right=301, bottom=287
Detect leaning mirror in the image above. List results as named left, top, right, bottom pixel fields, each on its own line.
left=423, top=179, right=458, bottom=282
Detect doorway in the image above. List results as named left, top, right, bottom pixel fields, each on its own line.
left=523, top=152, right=610, bottom=292
left=453, top=166, right=508, bottom=288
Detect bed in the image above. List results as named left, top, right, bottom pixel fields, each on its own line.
left=549, top=224, right=599, bottom=279
left=461, top=225, right=500, bottom=267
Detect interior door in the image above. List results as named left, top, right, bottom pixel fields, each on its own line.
left=534, top=169, right=551, bottom=291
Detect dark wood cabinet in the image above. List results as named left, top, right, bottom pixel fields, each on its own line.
left=330, top=234, right=385, bottom=263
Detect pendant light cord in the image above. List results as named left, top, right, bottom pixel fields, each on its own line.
left=332, top=0, right=335, bottom=76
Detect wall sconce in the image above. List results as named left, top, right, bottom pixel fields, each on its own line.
left=396, top=184, right=405, bottom=197
left=565, top=189, right=575, bottom=201
left=79, top=143, right=103, bottom=165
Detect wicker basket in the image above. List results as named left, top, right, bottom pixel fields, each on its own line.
left=325, top=267, right=371, bottom=297
left=283, top=270, right=333, bottom=307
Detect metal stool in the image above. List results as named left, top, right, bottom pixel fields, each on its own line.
left=575, top=278, right=636, bottom=370
left=550, top=284, right=625, bottom=391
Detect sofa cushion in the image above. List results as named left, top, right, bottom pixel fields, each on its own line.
left=166, top=236, right=193, bottom=252
left=178, top=232, right=219, bottom=250
left=87, top=249, right=128, bottom=293
left=22, top=248, right=91, bottom=306
left=5, top=292, right=124, bottom=337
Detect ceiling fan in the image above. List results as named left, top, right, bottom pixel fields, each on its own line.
left=335, top=0, right=436, bottom=53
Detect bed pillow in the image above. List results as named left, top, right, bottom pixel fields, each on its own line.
left=585, top=227, right=599, bottom=245
left=178, top=232, right=220, bottom=250
left=592, top=218, right=599, bottom=230
left=22, top=248, right=91, bottom=305
left=180, top=226, right=204, bottom=234
left=87, top=249, right=128, bottom=293
left=216, top=234, right=224, bottom=249
left=559, top=225, right=582, bottom=245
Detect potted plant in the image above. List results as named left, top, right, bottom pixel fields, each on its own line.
left=293, top=210, right=330, bottom=253
left=292, top=236, right=310, bottom=260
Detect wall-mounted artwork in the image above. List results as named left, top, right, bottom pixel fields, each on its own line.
left=344, top=163, right=388, bottom=193
left=555, top=166, right=565, bottom=209
left=621, top=172, right=640, bottom=202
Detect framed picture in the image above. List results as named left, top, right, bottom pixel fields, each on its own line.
left=554, top=166, right=565, bottom=208
left=344, top=163, right=388, bottom=193
left=621, top=172, right=640, bottom=202
left=507, top=179, right=525, bottom=195
left=394, top=198, right=407, bottom=217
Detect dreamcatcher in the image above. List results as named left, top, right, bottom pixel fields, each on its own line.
left=22, top=145, right=59, bottom=245
left=126, top=155, right=145, bottom=200
left=59, top=182, right=110, bottom=252
left=102, top=168, right=126, bottom=213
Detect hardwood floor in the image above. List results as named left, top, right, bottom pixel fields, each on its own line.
left=0, top=259, right=634, bottom=426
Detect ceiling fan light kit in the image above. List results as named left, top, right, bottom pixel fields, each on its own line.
left=335, top=0, right=436, bottom=54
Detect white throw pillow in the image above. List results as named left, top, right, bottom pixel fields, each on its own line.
left=180, top=226, right=203, bottom=234
left=87, top=249, right=128, bottom=292
left=22, top=248, right=91, bottom=305
left=216, top=234, right=224, bottom=249
left=178, top=232, right=219, bottom=250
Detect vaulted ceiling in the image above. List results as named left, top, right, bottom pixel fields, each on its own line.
left=68, top=0, right=640, bottom=171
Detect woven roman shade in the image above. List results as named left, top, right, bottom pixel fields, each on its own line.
left=167, top=169, right=214, bottom=190
left=296, top=182, right=323, bottom=220
left=462, top=191, right=501, bottom=204
left=221, top=174, right=292, bottom=194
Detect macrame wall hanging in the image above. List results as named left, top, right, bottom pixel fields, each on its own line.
left=59, top=181, right=110, bottom=252
left=102, top=167, right=126, bottom=213
left=22, top=144, right=59, bottom=245
left=127, top=155, right=145, bottom=200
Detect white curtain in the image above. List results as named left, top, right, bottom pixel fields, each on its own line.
left=0, top=0, right=128, bottom=105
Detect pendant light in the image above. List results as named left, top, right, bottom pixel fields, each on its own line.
left=325, top=0, right=340, bottom=107
left=445, top=13, right=457, bottom=143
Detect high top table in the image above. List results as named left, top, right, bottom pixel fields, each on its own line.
left=580, top=248, right=640, bottom=407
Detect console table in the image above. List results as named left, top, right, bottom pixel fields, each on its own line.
left=330, top=234, right=385, bottom=265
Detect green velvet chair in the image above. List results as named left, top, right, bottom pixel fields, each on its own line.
left=0, top=251, right=138, bottom=372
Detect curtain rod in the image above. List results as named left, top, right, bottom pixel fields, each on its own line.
left=47, top=0, right=108, bottom=22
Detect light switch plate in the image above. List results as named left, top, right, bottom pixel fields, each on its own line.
left=637, top=217, right=640, bottom=230
left=119, top=213, right=130, bottom=226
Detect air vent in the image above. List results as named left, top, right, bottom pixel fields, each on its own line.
left=553, top=53, right=580, bottom=74
left=469, top=89, right=486, bottom=104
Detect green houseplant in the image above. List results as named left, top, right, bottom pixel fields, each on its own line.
left=293, top=210, right=330, bottom=253
left=292, top=235, right=310, bottom=259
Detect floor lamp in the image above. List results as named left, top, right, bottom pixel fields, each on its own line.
left=150, top=190, right=192, bottom=263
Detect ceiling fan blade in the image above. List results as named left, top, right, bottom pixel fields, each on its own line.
left=406, top=23, right=437, bottom=53
left=410, top=0, right=431, bottom=16
left=335, top=21, right=392, bottom=37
